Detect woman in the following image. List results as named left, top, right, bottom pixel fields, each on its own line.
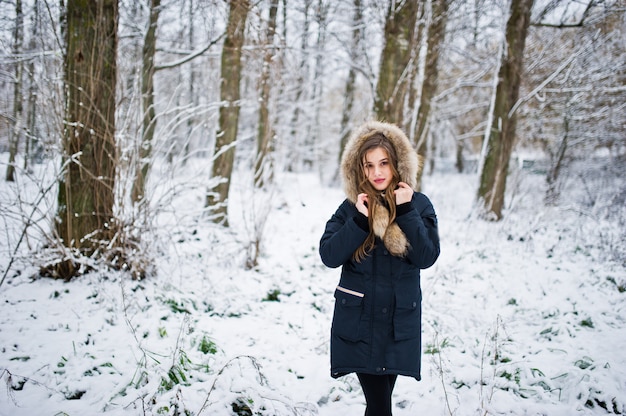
left=319, top=121, right=440, bottom=415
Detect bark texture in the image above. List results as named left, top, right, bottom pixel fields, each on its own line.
left=478, top=0, right=534, bottom=220
left=56, top=0, right=119, bottom=255
left=255, top=0, right=279, bottom=188
left=207, top=0, right=250, bottom=225
left=132, top=0, right=160, bottom=203
left=374, top=0, right=419, bottom=125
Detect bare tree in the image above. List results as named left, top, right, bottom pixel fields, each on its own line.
left=24, top=0, right=43, bottom=171
left=183, top=0, right=198, bottom=164
left=374, top=0, right=420, bottom=125
left=308, top=0, right=330, bottom=167
left=131, top=0, right=160, bottom=204
left=477, top=0, right=534, bottom=220
left=413, top=0, right=451, bottom=159
left=207, top=0, right=250, bottom=226
left=338, top=0, right=365, bottom=168
left=287, top=0, right=313, bottom=171
left=405, top=0, right=427, bottom=137
left=255, top=0, right=280, bottom=188
left=5, top=0, right=24, bottom=182
left=55, top=0, right=119, bottom=274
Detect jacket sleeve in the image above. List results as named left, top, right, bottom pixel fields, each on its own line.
left=319, top=199, right=369, bottom=268
left=395, top=192, right=440, bottom=269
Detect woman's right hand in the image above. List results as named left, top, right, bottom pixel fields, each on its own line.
left=356, top=193, right=369, bottom=217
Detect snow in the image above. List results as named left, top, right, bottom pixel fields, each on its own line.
left=1, top=158, right=624, bottom=416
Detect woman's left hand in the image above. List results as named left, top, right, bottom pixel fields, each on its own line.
left=394, top=182, right=413, bottom=204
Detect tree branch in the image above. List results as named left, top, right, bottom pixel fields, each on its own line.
left=509, top=38, right=593, bottom=118
left=531, top=0, right=598, bottom=28
left=155, top=32, right=225, bottom=71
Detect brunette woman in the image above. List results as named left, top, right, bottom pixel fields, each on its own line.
left=320, top=121, right=440, bottom=415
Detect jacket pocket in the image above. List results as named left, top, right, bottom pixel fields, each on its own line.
left=331, top=287, right=364, bottom=342
left=393, top=288, right=421, bottom=341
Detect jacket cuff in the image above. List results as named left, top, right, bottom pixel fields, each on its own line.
left=396, top=202, right=412, bottom=217
left=354, top=213, right=369, bottom=231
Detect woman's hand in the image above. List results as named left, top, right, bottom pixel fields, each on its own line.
left=356, top=193, right=369, bottom=216
left=394, top=182, right=413, bottom=205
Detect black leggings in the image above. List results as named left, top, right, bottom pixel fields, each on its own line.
left=357, top=373, right=398, bottom=416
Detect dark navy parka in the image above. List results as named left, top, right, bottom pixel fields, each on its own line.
left=319, top=192, right=440, bottom=380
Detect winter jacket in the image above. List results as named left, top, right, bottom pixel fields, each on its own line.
left=319, top=121, right=440, bottom=380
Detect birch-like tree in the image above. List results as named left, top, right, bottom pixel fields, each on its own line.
left=287, top=0, right=312, bottom=171
left=207, top=0, right=250, bottom=225
left=5, top=0, right=23, bottom=182
left=308, top=0, right=330, bottom=167
left=24, top=0, right=43, bottom=170
left=56, top=0, right=119, bottom=274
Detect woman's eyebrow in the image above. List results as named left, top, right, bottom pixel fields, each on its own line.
left=365, top=157, right=388, bottom=164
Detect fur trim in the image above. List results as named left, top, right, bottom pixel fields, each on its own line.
left=372, top=204, right=409, bottom=257
left=341, top=121, right=422, bottom=257
left=341, top=121, right=423, bottom=203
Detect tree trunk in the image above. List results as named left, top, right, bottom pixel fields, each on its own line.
left=25, top=0, right=40, bottom=171
left=287, top=0, right=311, bottom=171
left=6, top=0, right=24, bottom=182
left=477, top=0, right=534, bottom=220
left=255, top=0, right=279, bottom=188
left=338, top=0, right=364, bottom=171
left=374, top=0, right=419, bottom=125
left=414, top=0, right=450, bottom=153
left=207, top=0, right=250, bottom=225
left=56, top=0, right=119, bottom=257
left=184, top=0, right=196, bottom=165
left=132, top=0, right=160, bottom=204
left=308, top=0, right=329, bottom=170
left=455, top=140, right=464, bottom=173
left=405, top=0, right=426, bottom=137
left=545, top=114, right=569, bottom=205
left=412, top=0, right=449, bottom=190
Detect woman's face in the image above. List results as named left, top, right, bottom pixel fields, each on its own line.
left=363, top=147, right=393, bottom=191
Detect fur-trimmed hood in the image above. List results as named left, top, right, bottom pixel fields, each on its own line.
left=341, top=121, right=422, bottom=203
left=340, top=121, right=422, bottom=257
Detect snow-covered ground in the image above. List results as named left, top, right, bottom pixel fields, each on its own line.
left=1, top=156, right=624, bottom=416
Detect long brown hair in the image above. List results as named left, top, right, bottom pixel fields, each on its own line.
left=353, top=132, right=400, bottom=262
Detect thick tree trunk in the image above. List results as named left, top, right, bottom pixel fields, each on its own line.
left=477, top=0, right=534, bottom=220
left=374, top=0, right=419, bottom=125
left=56, top=0, right=119, bottom=255
left=132, top=0, right=160, bottom=204
left=255, top=0, right=279, bottom=188
left=207, top=0, right=250, bottom=225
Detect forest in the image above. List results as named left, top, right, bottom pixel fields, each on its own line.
left=0, top=0, right=625, bottom=415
